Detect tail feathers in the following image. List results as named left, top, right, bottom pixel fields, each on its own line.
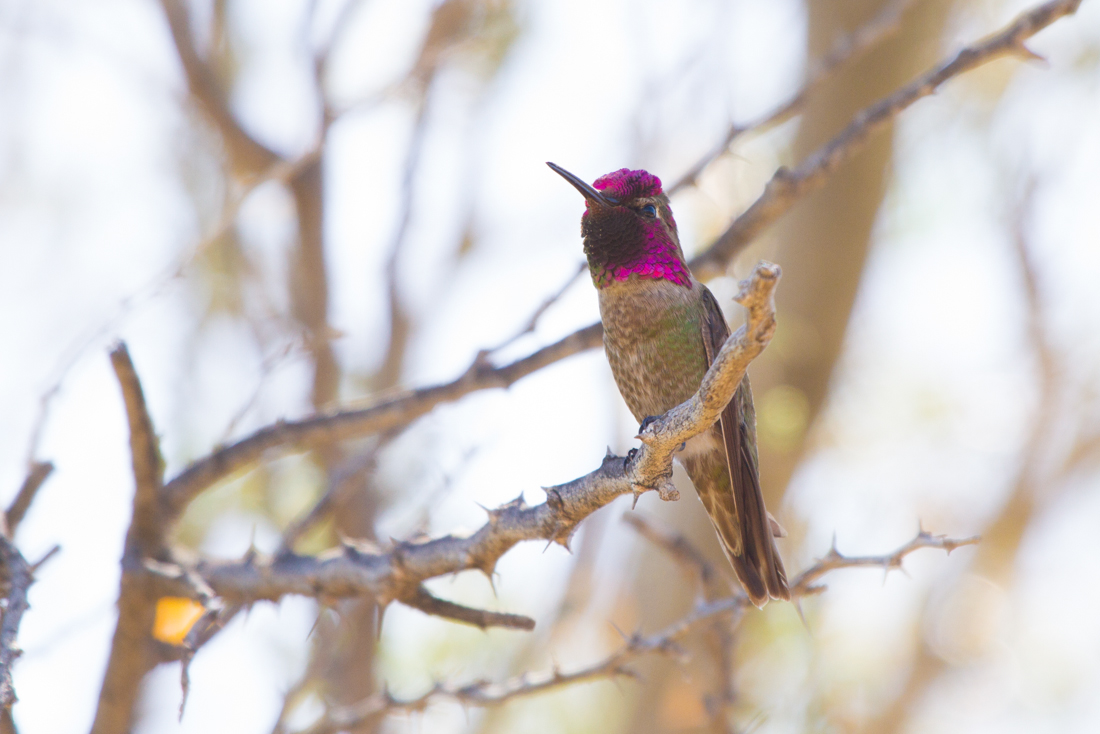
left=710, top=491, right=789, bottom=608
left=734, top=439, right=790, bottom=606
left=687, top=451, right=789, bottom=608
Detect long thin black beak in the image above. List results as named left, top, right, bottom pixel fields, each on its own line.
left=547, top=162, right=619, bottom=207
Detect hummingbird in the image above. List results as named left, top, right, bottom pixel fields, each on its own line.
left=548, top=162, right=789, bottom=607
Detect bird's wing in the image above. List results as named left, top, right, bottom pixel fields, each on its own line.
left=699, top=286, right=789, bottom=605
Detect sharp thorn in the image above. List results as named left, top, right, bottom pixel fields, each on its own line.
left=794, top=598, right=810, bottom=634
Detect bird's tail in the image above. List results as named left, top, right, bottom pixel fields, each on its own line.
left=684, top=443, right=789, bottom=607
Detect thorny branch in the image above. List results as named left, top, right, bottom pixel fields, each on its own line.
left=690, top=0, right=1082, bottom=279
left=91, top=344, right=171, bottom=734
left=155, top=0, right=1081, bottom=515
left=4, top=462, right=52, bottom=538
left=789, top=528, right=980, bottom=598
left=622, top=514, right=735, bottom=731
left=0, top=539, right=32, bottom=712
left=667, top=0, right=916, bottom=194
left=859, top=174, right=1074, bottom=734
left=150, top=263, right=780, bottom=631
left=485, top=261, right=588, bottom=355
left=0, top=464, right=57, bottom=713
left=160, top=322, right=604, bottom=521
left=295, top=527, right=977, bottom=734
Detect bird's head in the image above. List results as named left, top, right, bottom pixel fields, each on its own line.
left=548, top=163, right=689, bottom=288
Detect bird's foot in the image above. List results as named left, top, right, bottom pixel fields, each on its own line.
left=624, top=448, right=638, bottom=469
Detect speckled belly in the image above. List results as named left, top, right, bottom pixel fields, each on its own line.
left=602, top=303, right=709, bottom=423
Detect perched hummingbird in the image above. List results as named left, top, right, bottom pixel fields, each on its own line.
left=548, top=163, right=789, bottom=606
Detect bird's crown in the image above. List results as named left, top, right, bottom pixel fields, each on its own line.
left=592, top=168, right=663, bottom=202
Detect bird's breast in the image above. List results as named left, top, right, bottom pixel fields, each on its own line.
left=598, top=278, right=709, bottom=422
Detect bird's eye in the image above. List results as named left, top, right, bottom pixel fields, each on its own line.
left=640, top=204, right=657, bottom=217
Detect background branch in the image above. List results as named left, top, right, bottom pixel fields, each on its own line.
left=667, top=0, right=916, bottom=195
left=91, top=344, right=170, bottom=734
left=299, top=528, right=976, bottom=734
left=688, top=0, right=1082, bottom=279
left=158, top=0, right=281, bottom=175
left=0, top=540, right=32, bottom=713
left=790, top=528, right=981, bottom=597
left=4, top=462, right=53, bottom=539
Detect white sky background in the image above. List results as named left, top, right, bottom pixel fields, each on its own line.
left=1, top=0, right=1099, bottom=732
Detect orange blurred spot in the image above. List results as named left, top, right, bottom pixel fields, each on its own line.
left=153, top=597, right=206, bottom=645
left=658, top=678, right=708, bottom=729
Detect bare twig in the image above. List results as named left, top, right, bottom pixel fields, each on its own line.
left=668, top=0, right=916, bottom=195
left=862, top=170, right=1068, bottom=734
left=109, top=344, right=166, bottom=549
left=486, top=262, right=588, bottom=355
left=622, top=513, right=724, bottom=599
left=159, top=0, right=281, bottom=175
left=300, top=595, right=740, bottom=734
left=177, top=603, right=241, bottom=720
left=689, top=0, right=1083, bottom=279
left=622, top=513, right=736, bottom=730
left=161, top=322, right=604, bottom=521
left=91, top=343, right=170, bottom=734
left=790, top=528, right=980, bottom=597
left=404, top=585, right=535, bottom=631
left=0, top=540, right=32, bottom=710
left=300, top=528, right=975, bottom=733
left=375, top=95, right=432, bottom=390
left=5, top=462, right=53, bottom=538
left=278, top=442, right=391, bottom=555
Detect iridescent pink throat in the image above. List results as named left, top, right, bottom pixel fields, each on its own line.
left=588, top=168, right=689, bottom=288
left=590, top=218, right=690, bottom=289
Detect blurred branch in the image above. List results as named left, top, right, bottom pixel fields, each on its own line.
left=91, top=343, right=170, bottom=734
left=790, top=528, right=980, bottom=598
left=311, top=0, right=369, bottom=124
left=668, top=0, right=915, bottom=195
left=21, top=141, right=318, bottom=479
left=622, top=514, right=736, bottom=731
left=278, top=438, right=395, bottom=554
left=0, top=540, right=32, bottom=712
left=161, top=322, right=604, bottom=521
left=622, top=513, right=724, bottom=600
left=486, top=262, right=588, bottom=356
left=375, top=97, right=433, bottom=390
left=158, top=0, right=281, bottom=175
left=109, top=344, right=166, bottom=548
left=688, top=0, right=1083, bottom=279
left=863, top=177, right=1065, bottom=734
left=158, top=264, right=779, bottom=629
left=301, top=595, right=742, bottom=734
left=5, top=462, right=53, bottom=538
left=0, top=463, right=58, bottom=714
left=297, top=527, right=975, bottom=733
